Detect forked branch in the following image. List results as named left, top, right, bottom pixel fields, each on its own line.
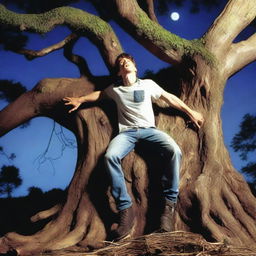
left=0, top=4, right=123, bottom=70
left=63, top=35, right=93, bottom=78
left=225, top=33, right=256, bottom=77
left=205, top=0, right=256, bottom=56
left=112, top=0, right=188, bottom=65
left=15, top=33, right=78, bottom=60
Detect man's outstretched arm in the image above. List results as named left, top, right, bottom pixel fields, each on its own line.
left=63, top=91, right=103, bottom=113
left=160, top=91, right=204, bottom=129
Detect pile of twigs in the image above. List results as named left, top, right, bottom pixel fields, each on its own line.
left=46, top=231, right=256, bottom=256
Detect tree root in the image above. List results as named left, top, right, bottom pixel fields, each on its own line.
left=30, top=204, right=61, bottom=222
left=185, top=157, right=256, bottom=249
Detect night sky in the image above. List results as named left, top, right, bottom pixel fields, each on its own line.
left=0, top=1, right=255, bottom=197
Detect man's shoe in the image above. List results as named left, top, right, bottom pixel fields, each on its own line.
left=113, top=206, right=134, bottom=240
left=159, top=200, right=176, bottom=232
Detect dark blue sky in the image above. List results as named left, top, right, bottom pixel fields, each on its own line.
left=0, top=1, right=255, bottom=197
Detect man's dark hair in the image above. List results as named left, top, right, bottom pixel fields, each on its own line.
left=115, top=53, right=136, bottom=74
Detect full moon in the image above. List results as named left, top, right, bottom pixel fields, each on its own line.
left=170, top=12, right=180, bottom=21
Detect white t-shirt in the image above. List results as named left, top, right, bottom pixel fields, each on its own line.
left=104, top=79, right=164, bottom=132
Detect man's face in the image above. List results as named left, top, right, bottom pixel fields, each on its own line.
left=118, top=57, right=137, bottom=76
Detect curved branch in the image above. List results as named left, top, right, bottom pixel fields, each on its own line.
left=15, top=29, right=93, bottom=78
left=224, top=33, right=256, bottom=77
left=0, top=4, right=123, bottom=71
left=30, top=204, right=61, bottom=222
left=63, top=36, right=93, bottom=79
left=0, top=91, right=39, bottom=137
left=205, top=0, right=256, bottom=56
left=112, top=0, right=211, bottom=65
left=0, top=77, right=95, bottom=137
left=15, top=33, right=78, bottom=60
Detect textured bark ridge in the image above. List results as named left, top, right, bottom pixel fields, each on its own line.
left=0, top=0, right=255, bottom=255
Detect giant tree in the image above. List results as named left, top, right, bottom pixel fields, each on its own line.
left=0, top=0, right=255, bottom=255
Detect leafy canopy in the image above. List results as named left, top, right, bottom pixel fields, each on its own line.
left=231, top=114, right=256, bottom=183
left=0, top=165, right=22, bottom=197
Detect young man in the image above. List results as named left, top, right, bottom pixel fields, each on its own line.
left=63, top=53, right=204, bottom=240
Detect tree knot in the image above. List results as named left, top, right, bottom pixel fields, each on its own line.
left=20, top=24, right=26, bottom=31
left=99, top=116, right=107, bottom=126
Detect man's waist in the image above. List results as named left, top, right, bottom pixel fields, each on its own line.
left=120, top=126, right=155, bottom=132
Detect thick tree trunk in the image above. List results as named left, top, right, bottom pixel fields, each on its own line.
left=0, top=55, right=255, bottom=255
left=0, top=0, right=255, bottom=255
left=173, top=58, right=256, bottom=246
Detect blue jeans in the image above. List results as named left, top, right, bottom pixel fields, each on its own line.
left=104, top=128, right=182, bottom=211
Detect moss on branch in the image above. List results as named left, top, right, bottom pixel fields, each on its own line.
left=136, top=9, right=215, bottom=64
left=0, top=4, right=112, bottom=38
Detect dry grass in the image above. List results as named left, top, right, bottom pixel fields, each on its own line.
left=44, top=231, right=256, bottom=256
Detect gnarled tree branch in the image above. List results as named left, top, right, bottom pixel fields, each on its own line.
left=12, top=30, right=94, bottom=79
left=63, top=35, right=93, bottom=79
left=0, top=4, right=123, bottom=71
left=15, top=33, right=78, bottom=60
left=224, top=33, right=256, bottom=77
left=0, top=91, right=39, bottom=137
left=15, top=33, right=77, bottom=60
left=205, top=0, right=256, bottom=57
left=112, top=0, right=211, bottom=65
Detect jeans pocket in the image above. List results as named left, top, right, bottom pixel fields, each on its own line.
left=134, top=90, right=145, bottom=102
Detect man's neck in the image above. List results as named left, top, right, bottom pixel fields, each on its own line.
left=121, top=72, right=137, bottom=86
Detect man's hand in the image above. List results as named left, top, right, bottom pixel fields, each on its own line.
left=63, top=97, right=81, bottom=113
left=189, top=110, right=204, bottom=129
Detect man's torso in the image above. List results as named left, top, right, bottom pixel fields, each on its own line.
left=104, top=79, right=163, bottom=132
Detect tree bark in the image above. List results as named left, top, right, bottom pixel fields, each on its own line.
left=0, top=0, right=255, bottom=255
left=15, top=33, right=78, bottom=60
left=0, top=4, right=122, bottom=71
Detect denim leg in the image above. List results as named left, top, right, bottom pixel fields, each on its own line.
left=139, top=128, right=182, bottom=203
left=104, top=131, right=137, bottom=211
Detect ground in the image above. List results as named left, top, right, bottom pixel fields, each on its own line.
left=41, top=231, right=256, bottom=256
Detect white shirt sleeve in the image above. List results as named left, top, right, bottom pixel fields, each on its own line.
left=148, top=80, right=164, bottom=101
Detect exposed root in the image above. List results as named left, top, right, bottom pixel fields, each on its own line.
left=191, top=163, right=256, bottom=248
left=30, top=205, right=61, bottom=222
left=41, top=231, right=256, bottom=256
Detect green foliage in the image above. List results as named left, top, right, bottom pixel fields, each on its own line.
left=231, top=113, right=256, bottom=183
left=0, top=29, right=28, bottom=51
left=0, top=165, right=22, bottom=198
left=242, top=162, right=256, bottom=177
left=0, top=80, right=31, bottom=128
left=231, top=114, right=256, bottom=161
left=28, top=186, right=43, bottom=196
left=0, top=80, right=27, bottom=103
